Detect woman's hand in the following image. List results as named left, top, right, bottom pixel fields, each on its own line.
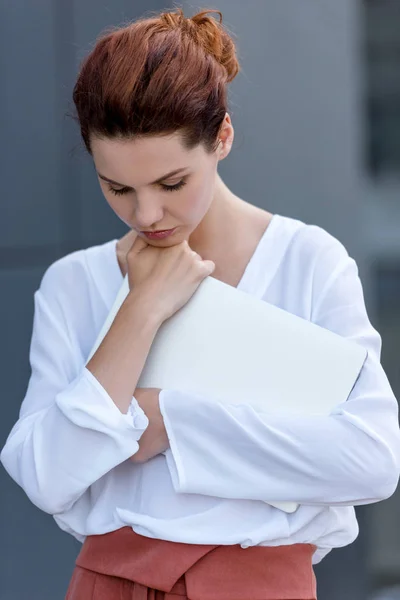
left=130, top=388, right=169, bottom=463
left=127, top=235, right=215, bottom=323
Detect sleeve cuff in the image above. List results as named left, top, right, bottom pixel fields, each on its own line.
left=127, top=394, right=149, bottom=430
left=158, top=389, right=187, bottom=493
left=55, top=367, right=149, bottom=436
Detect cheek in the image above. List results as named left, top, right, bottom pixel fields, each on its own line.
left=182, top=179, right=213, bottom=219
left=104, top=193, right=133, bottom=225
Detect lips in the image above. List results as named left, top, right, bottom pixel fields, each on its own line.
left=141, top=228, right=177, bottom=240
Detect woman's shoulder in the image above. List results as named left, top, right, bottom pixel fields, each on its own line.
left=266, top=214, right=363, bottom=319
left=34, top=238, right=121, bottom=356
left=267, top=215, right=356, bottom=315
left=273, top=214, right=350, bottom=271
left=38, top=238, right=119, bottom=308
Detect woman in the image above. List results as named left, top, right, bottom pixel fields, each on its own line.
left=1, top=6, right=400, bottom=599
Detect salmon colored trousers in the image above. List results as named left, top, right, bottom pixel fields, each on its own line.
left=65, top=526, right=317, bottom=600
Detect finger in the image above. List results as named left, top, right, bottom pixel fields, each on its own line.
left=202, top=260, right=215, bottom=275
left=191, top=250, right=202, bottom=261
left=128, top=234, right=149, bottom=256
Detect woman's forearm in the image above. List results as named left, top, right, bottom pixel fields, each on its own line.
left=86, top=289, right=163, bottom=414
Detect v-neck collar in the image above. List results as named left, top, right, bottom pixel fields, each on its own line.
left=234, top=213, right=281, bottom=294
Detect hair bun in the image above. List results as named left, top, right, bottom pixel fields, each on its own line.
left=191, top=9, right=239, bottom=82
left=161, top=7, right=239, bottom=83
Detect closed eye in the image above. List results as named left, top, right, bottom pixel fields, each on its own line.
left=160, top=180, right=187, bottom=192
left=107, top=180, right=187, bottom=196
left=107, top=185, right=131, bottom=196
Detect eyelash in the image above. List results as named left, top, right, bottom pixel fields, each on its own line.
left=108, top=180, right=187, bottom=197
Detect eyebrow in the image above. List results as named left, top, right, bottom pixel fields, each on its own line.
left=97, top=167, right=189, bottom=188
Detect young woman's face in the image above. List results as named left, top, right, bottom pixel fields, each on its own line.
left=90, top=123, right=232, bottom=247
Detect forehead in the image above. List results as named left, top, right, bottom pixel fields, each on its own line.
left=91, top=133, right=205, bottom=185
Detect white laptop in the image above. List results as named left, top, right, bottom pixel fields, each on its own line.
left=88, top=274, right=367, bottom=513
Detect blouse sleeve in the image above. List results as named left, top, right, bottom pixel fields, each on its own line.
left=159, top=238, right=400, bottom=507
left=0, top=261, right=149, bottom=515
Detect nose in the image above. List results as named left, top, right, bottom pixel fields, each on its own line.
left=134, top=195, right=164, bottom=230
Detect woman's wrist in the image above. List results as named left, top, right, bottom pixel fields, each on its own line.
left=125, top=287, right=166, bottom=329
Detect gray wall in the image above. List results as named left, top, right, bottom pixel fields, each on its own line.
left=0, top=2, right=166, bottom=599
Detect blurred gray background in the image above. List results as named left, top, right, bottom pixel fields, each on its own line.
left=1, top=1, right=399, bottom=598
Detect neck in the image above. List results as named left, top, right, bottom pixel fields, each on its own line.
left=189, top=173, right=245, bottom=255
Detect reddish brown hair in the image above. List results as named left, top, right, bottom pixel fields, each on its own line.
left=72, top=6, right=240, bottom=155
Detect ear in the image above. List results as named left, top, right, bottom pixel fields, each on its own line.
left=217, top=113, right=234, bottom=161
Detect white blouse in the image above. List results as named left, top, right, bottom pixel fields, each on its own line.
left=2, top=214, right=400, bottom=565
